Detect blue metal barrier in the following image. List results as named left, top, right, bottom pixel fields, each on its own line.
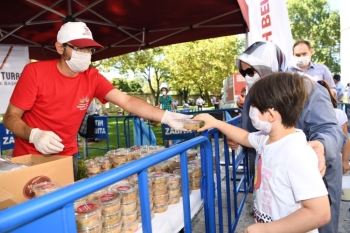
left=201, top=114, right=251, bottom=233
left=0, top=137, right=216, bottom=233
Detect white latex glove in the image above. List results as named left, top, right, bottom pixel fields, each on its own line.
left=161, top=110, right=193, bottom=131
left=29, top=128, right=64, bottom=154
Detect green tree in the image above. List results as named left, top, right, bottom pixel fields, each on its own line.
left=111, top=78, right=131, bottom=92
left=287, top=0, right=340, bottom=73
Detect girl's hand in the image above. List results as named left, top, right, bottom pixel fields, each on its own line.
left=192, top=113, right=218, bottom=132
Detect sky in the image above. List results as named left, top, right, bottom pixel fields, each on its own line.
left=328, top=0, right=339, bottom=10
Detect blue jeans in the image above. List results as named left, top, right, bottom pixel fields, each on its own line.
left=72, top=153, right=79, bottom=181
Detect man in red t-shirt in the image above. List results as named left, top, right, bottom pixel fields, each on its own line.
left=3, top=22, right=192, bottom=180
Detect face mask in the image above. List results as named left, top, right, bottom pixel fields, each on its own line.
left=249, top=106, right=272, bottom=133
left=162, top=91, right=167, bottom=95
left=294, top=56, right=310, bottom=68
left=66, top=50, right=91, bottom=73
left=245, top=73, right=260, bottom=90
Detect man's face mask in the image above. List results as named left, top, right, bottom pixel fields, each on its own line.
left=249, top=106, right=272, bottom=133
left=66, top=49, right=91, bottom=73
left=294, top=56, right=310, bottom=68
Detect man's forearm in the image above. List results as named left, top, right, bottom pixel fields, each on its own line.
left=3, top=112, right=32, bottom=141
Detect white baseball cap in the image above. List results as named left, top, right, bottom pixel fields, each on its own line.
left=57, top=22, right=103, bottom=48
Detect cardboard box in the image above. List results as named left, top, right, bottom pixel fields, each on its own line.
left=0, top=154, right=74, bottom=210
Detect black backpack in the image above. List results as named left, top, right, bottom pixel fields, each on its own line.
left=78, top=114, right=96, bottom=138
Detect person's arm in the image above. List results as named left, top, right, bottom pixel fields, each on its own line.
left=244, top=196, right=330, bottom=233
left=298, top=81, right=346, bottom=168
left=104, top=89, right=192, bottom=130
left=3, top=104, right=32, bottom=140
left=3, top=104, right=64, bottom=154
left=193, top=113, right=252, bottom=147
left=341, top=123, right=350, bottom=174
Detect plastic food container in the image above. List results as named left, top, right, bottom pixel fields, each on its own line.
left=192, top=180, right=201, bottom=190
left=130, top=177, right=153, bottom=193
left=110, top=182, right=138, bottom=204
left=100, top=159, right=112, bottom=171
left=188, top=164, right=201, bottom=177
left=154, top=161, right=170, bottom=173
left=186, top=149, right=197, bottom=160
left=85, top=162, right=101, bottom=174
left=137, top=190, right=153, bottom=204
left=192, top=175, right=201, bottom=183
left=75, top=200, right=103, bottom=228
left=121, top=209, right=138, bottom=224
left=153, top=193, right=169, bottom=205
left=153, top=184, right=168, bottom=195
left=121, top=199, right=137, bottom=213
left=98, top=191, right=122, bottom=215
left=102, top=219, right=122, bottom=233
left=183, top=119, right=202, bottom=131
left=169, top=194, right=181, bottom=205
left=86, top=188, right=108, bottom=201
left=154, top=202, right=169, bottom=213
left=109, top=152, right=128, bottom=166
left=168, top=174, right=181, bottom=188
left=168, top=186, right=181, bottom=196
left=122, top=220, right=139, bottom=233
left=173, top=168, right=193, bottom=181
left=150, top=172, right=169, bottom=186
left=102, top=208, right=122, bottom=227
left=77, top=217, right=104, bottom=233
left=32, top=181, right=60, bottom=197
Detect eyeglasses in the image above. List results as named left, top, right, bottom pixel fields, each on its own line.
left=63, top=43, right=96, bottom=54
left=317, top=80, right=325, bottom=86
left=239, top=68, right=256, bottom=77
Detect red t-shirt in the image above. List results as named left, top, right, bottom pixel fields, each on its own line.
left=10, top=60, right=115, bottom=156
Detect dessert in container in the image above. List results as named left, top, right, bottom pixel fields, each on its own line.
left=32, top=181, right=60, bottom=197
left=154, top=202, right=169, bottom=213
left=87, top=173, right=100, bottom=178
left=102, top=219, right=122, bottom=233
left=173, top=168, right=193, bottom=181
left=150, top=172, right=169, bottom=186
left=183, top=119, right=202, bottom=131
left=192, top=180, right=201, bottom=190
left=110, top=181, right=138, bottom=204
left=86, top=188, right=108, bottom=201
left=154, top=161, right=170, bottom=173
left=126, top=150, right=140, bottom=161
left=186, top=149, right=197, bottom=160
left=136, top=200, right=154, bottom=213
left=136, top=190, right=153, bottom=204
left=130, top=177, right=153, bottom=193
left=122, top=220, right=139, bottom=233
left=109, top=152, right=128, bottom=166
left=168, top=186, right=181, bottom=196
left=99, top=158, right=112, bottom=171
left=75, top=199, right=103, bottom=228
left=168, top=174, right=181, bottom=188
left=168, top=157, right=181, bottom=173
left=153, top=184, right=168, bottom=195
left=192, top=175, right=201, bottom=183
left=121, top=209, right=138, bottom=224
left=153, top=193, right=169, bottom=205
left=77, top=217, right=104, bottom=233
left=102, top=209, right=122, bottom=227
left=97, top=191, right=122, bottom=215
left=169, top=194, right=181, bottom=205
left=85, top=162, right=101, bottom=174
left=189, top=164, right=201, bottom=177
left=121, top=199, right=137, bottom=213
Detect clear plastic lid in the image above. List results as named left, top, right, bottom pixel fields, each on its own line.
left=32, top=181, right=60, bottom=195
left=98, top=191, right=122, bottom=205
left=74, top=200, right=103, bottom=218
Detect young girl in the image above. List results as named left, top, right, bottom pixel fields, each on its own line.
left=194, top=72, right=330, bottom=233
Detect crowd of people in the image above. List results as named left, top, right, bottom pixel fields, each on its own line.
left=1, top=20, right=349, bottom=233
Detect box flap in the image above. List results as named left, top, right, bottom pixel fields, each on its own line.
left=0, top=189, right=13, bottom=202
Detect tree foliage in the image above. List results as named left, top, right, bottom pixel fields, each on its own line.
left=164, top=36, right=244, bottom=104
left=111, top=78, right=144, bottom=93
left=287, top=0, right=340, bottom=73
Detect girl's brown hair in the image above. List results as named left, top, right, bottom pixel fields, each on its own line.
left=317, top=80, right=337, bottom=108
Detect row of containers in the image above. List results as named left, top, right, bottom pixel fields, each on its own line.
left=0, top=111, right=253, bottom=233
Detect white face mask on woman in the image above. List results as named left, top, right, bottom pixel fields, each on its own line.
left=294, top=56, right=310, bottom=68
left=66, top=50, right=91, bottom=73
left=162, top=91, right=167, bottom=96
left=245, top=73, right=261, bottom=90
left=249, top=106, right=272, bottom=133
